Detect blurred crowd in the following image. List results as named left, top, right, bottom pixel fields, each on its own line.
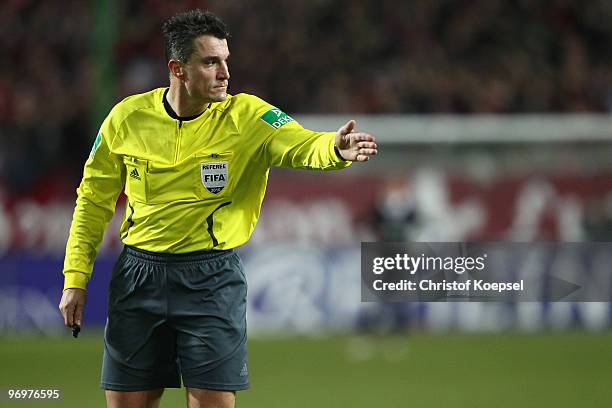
left=118, top=0, right=612, bottom=114
left=1, top=0, right=612, bottom=193
left=0, top=0, right=91, bottom=194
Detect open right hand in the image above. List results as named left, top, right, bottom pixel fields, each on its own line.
left=335, top=120, right=377, bottom=162
left=58, top=288, right=87, bottom=327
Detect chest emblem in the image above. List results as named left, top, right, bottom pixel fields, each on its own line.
left=201, top=161, right=228, bottom=194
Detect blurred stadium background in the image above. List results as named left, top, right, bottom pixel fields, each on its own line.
left=1, top=0, right=611, bottom=407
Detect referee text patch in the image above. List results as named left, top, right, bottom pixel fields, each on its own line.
left=201, top=162, right=228, bottom=194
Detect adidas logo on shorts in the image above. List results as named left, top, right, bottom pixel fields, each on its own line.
left=129, top=168, right=141, bottom=180
left=240, top=363, right=248, bottom=377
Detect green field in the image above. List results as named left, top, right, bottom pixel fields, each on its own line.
left=0, top=332, right=610, bottom=407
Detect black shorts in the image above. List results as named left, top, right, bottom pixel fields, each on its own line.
left=101, top=245, right=249, bottom=392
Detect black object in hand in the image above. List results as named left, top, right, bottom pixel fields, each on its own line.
left=71, top=324, right=81, bottom=338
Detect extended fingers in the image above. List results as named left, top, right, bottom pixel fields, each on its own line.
left=349, top=132, right=375, bottom=142
left=356, top=139, right=378, bottom=158
left=340, top=130, right=378, bottom=162
left=357, top=141, right=377, bottom=149
left=358, top=148, right=378, bottom=156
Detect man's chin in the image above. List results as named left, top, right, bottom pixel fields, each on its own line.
left=210, top=92, right=228, bottom=102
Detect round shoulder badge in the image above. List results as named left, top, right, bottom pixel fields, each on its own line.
left=201, top=162, right=228, bottom=194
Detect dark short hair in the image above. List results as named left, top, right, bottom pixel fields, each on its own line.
left=162, top=9, right=230, bottom=63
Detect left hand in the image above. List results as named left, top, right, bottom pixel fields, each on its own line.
left=335, top=120, right=378, bottom=162
left=58, top=288, right=87, bottom=328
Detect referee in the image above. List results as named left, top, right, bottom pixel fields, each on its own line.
left=59, top=9, right=377, bottom=408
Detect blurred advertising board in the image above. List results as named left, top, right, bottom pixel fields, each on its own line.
left=1, top=170, right=611, bottom=334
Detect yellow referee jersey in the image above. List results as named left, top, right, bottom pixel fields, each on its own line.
left=63, top=88, right=350, bottom=289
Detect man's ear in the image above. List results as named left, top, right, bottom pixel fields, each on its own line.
left=168, top=59, right=184, bottom=80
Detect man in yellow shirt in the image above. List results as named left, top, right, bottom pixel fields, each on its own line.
left=59, top=9, right=377, bottom=408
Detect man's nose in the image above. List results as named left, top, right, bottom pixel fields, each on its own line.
left=218, top=61, right=230, bottom=80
